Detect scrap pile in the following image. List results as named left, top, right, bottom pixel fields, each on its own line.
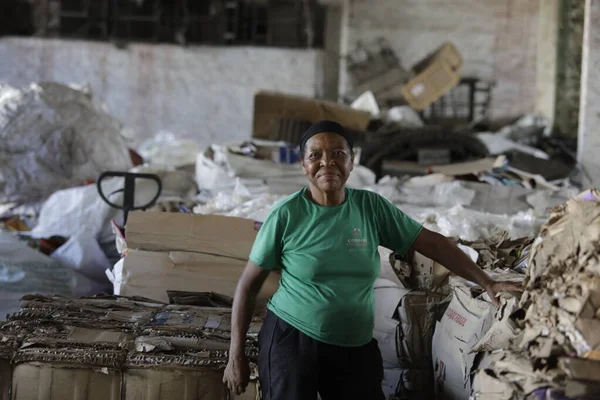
left=471, top=189, right=600, bottom=399
left=0, top=294, right=261, bottom=399
left=374, top=231, right=532, bottom=400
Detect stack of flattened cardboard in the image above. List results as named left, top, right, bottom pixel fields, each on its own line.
left=470, top=189, right=600, bottom=400
left=0, top=294, right=262, bottom=400
left=112, top=211, right=280, bottom=313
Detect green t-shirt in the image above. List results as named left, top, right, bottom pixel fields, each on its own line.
left=249, top=187, right=423, bottom=347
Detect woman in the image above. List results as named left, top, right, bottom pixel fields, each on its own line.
left=223, top=120, right=521, bottom=400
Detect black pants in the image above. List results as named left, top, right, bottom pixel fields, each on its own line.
left=258, top=310, right=385, bottom=400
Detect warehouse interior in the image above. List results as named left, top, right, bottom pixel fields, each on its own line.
left=1, top=0, right=600, bottom=399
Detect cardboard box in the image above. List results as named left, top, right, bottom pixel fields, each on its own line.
left=11, top=363, right=121, bottom=400
left=115, top=250, right=279, bottom=309
left=125, top=212, right=260, bottom=260
left=123, top=368, right=258, bottom=400
left=252, top=91, right=371, bottom=139
left=402, top=42, right=463, bottom=111
left=432, top=286, right=495, bottom=400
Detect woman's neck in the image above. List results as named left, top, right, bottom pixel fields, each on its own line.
left=306, top=185, right=345, bottom=206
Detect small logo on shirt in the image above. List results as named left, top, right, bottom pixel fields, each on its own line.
left=347, top=227, right=369, bottom=247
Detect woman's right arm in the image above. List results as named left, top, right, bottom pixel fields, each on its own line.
left=224, top=261, right=272, bottom=394
left=230, top=261, right=271, bottom=357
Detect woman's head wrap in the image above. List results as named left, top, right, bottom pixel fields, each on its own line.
left=299, top=120, right=353, bottom=154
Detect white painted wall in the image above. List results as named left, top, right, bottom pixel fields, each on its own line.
left=340, top=0, right=540, bottom=122
left=0, top=38, right=323, bottom=147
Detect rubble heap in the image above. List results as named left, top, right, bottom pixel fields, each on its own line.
left=0, top=294, right=261, bottom=400
left=472, top=189, right=600, bottom=399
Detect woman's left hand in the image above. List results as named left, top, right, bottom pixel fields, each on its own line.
left=484, top=280, right=523, bottom=306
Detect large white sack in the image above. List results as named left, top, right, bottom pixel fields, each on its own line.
left=0, top=82, right=131, bottom=204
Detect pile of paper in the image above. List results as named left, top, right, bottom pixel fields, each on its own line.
left=471, top=189, right=600, bottom=399
left=0, top=294, right=261, bottom=400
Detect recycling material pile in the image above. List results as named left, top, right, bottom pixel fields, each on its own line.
left=373, top=230, right=534, bottom=399
left=470, top=189, right=600, bottom=400
left=0, top=294, right=262, bottom=400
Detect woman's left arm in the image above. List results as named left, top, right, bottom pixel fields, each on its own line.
left=410, top=227, right=523, bottom=304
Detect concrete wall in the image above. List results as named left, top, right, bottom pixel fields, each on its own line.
left=340, top=0, right=540, bottom=122
left=0, top=37, right=323, bottom=147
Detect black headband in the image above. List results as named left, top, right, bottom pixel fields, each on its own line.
left=299, top=120, right=353, bottom=154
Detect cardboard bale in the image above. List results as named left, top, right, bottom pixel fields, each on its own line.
left=125, top=327, right=260, bottom=400
left=11, top=363, right=121, bottom=400
left=115, top=250, right=279, bottom=310
left=252, top=91, right=371, bottom=139
left=10, top=325, right=129, bottom=400
left=124, top=367, right=259, bottom=400
left=402, top=42, right=463, bottom=111
left=3, top=295, right=265, bottom=400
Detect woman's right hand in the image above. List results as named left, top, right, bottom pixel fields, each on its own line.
left=223, top=353, right=251, bottom=395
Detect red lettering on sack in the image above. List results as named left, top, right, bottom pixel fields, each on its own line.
left=444, top=307, right=467, bottom=326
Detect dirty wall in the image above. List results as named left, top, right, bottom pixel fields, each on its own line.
left=341, top=0, right=539, bottom=123
left=0, top=37, right=323, bottom=146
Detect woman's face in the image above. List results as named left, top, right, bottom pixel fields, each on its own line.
left=301, top=133, right=354, bottom=193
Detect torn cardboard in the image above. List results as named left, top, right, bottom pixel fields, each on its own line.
left=471, top=296, right=520, bottom=353
left=469, top=190, right=600, bottom=399
left=252, top=91, right=371, bottom=139
left=115, top=249, right=279, bottom=310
